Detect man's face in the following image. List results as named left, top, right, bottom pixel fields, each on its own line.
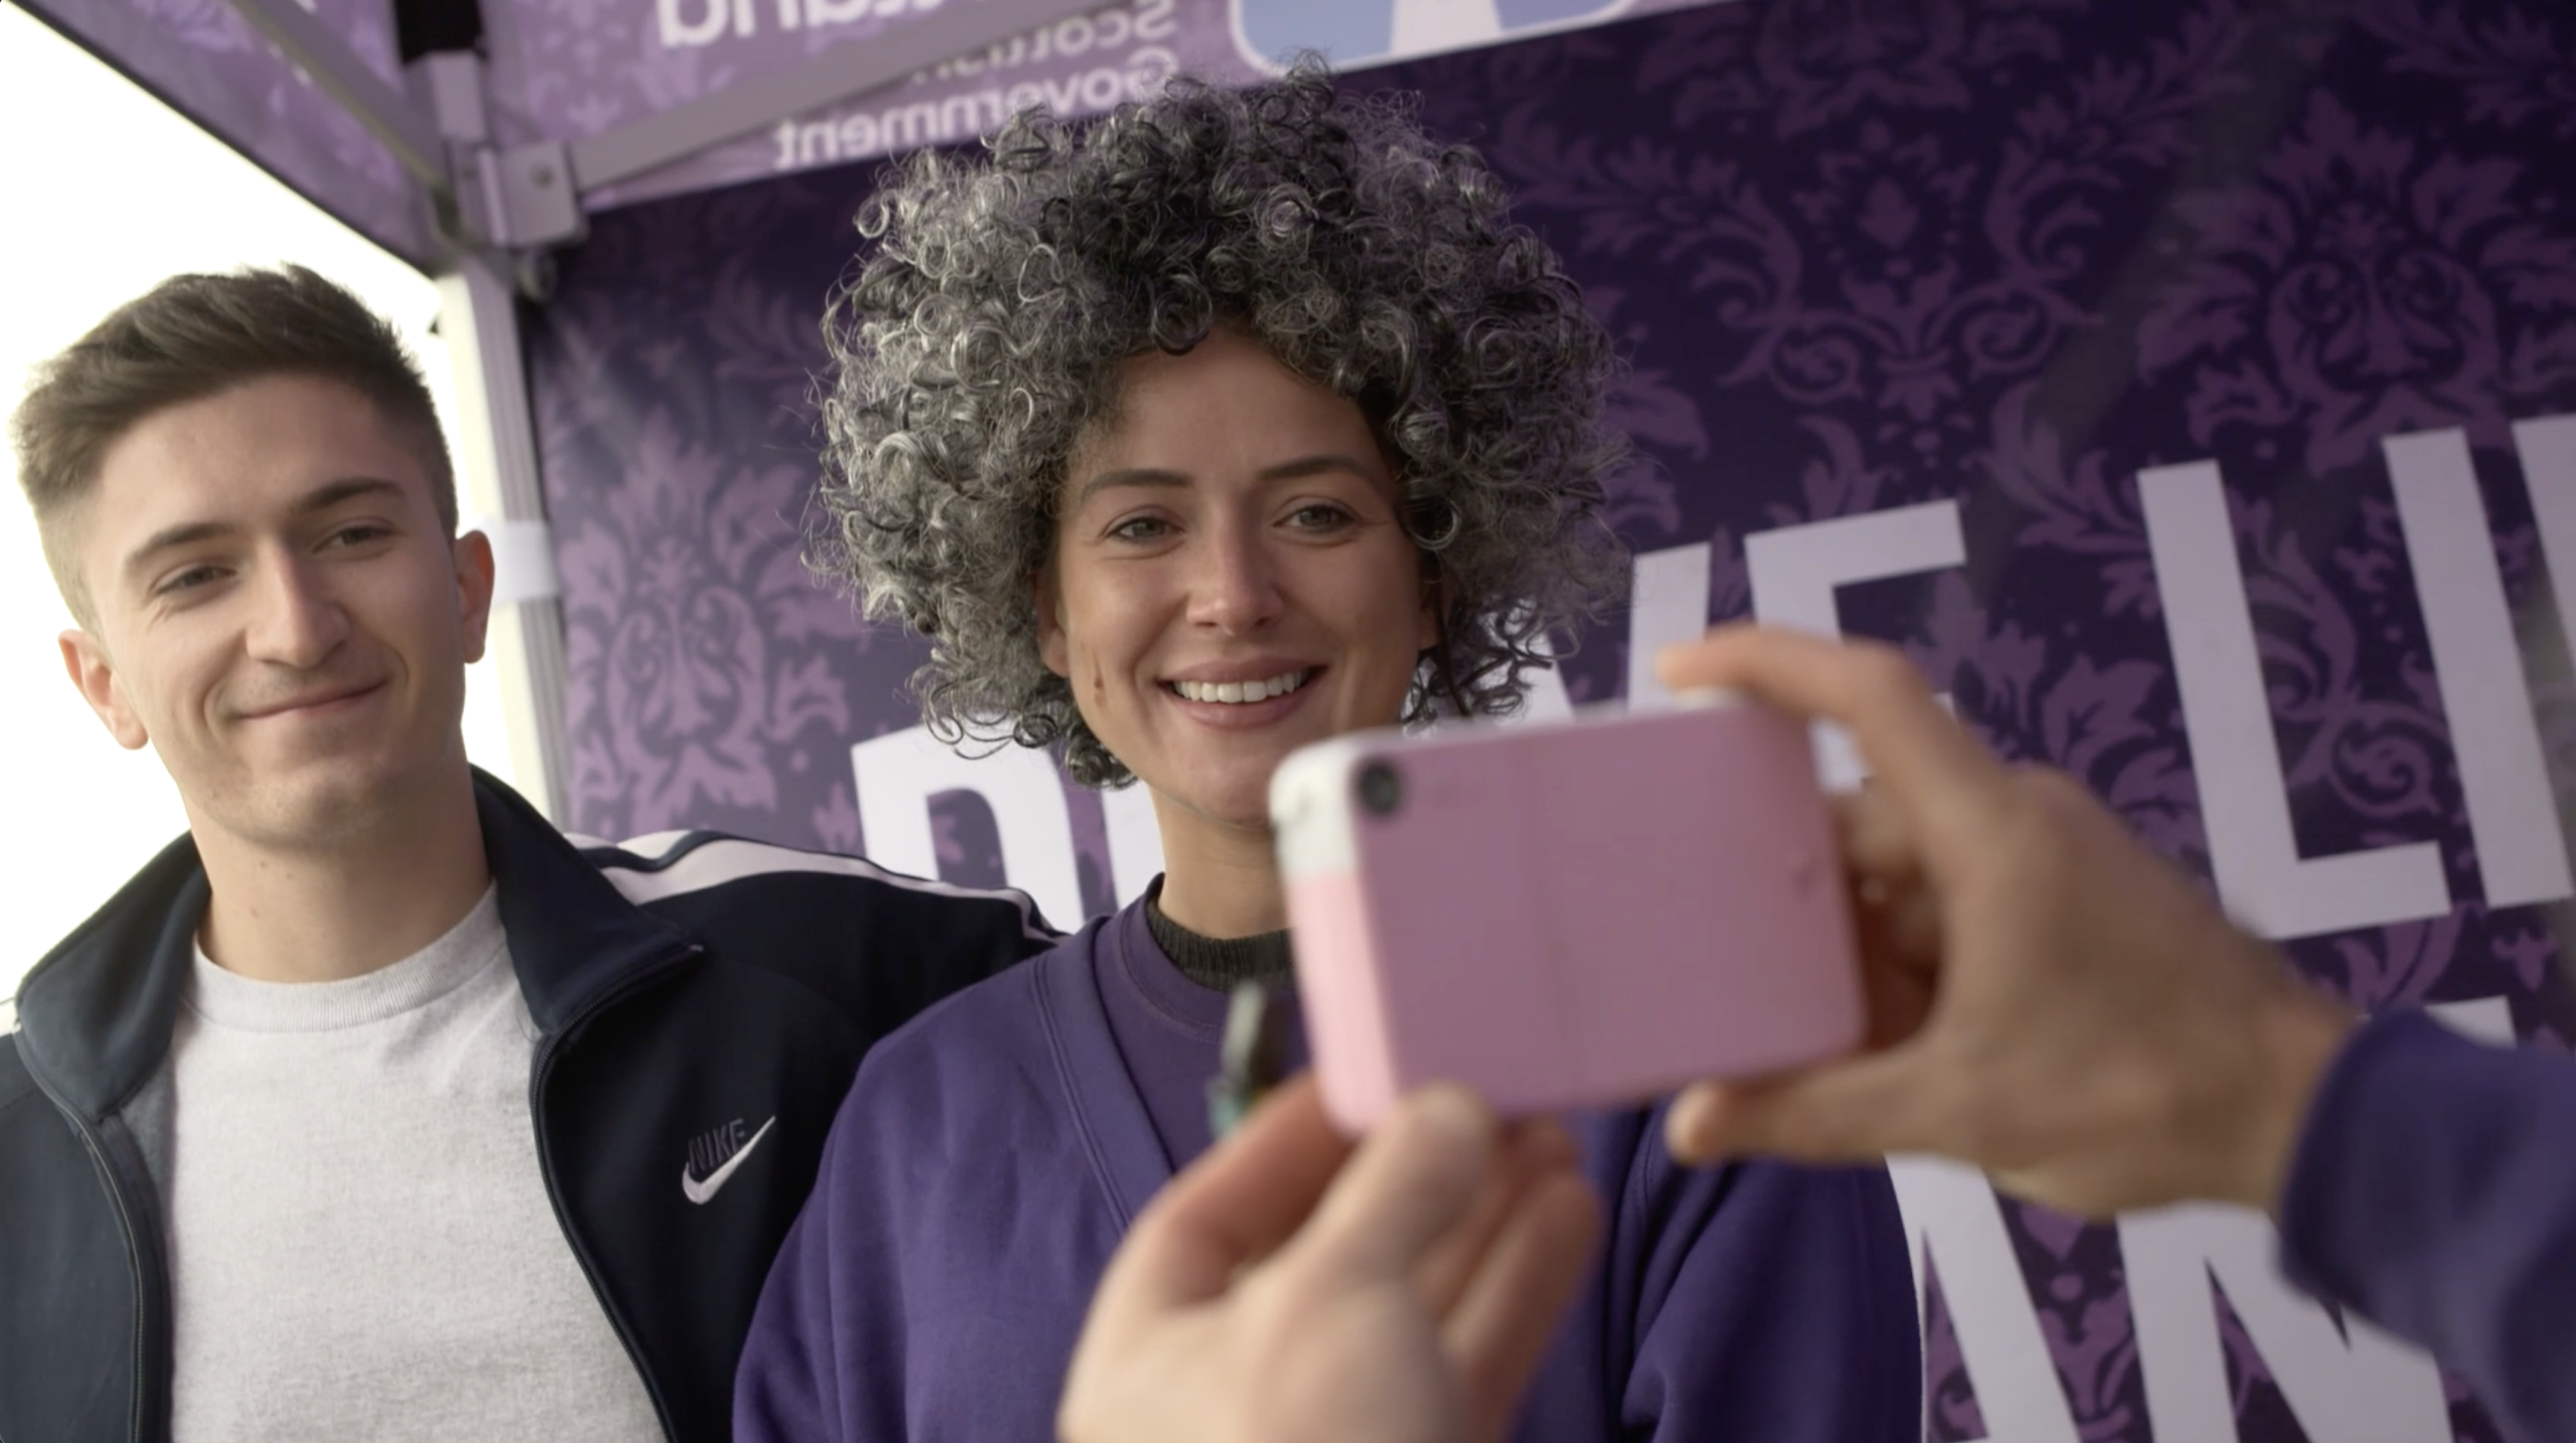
left=58, top=373, right=494, bottom=851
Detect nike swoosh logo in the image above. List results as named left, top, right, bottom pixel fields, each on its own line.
left=681, top=1116, right=777, bottom=1205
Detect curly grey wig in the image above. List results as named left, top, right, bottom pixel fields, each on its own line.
left=816, top=67, right=1629, bottom=786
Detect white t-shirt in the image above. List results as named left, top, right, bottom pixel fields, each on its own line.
left=155, top=887, right=664, bottom=1442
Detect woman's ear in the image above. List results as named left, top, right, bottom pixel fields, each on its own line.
left=1035, top=563, right=1071, bottom=680
left=1415, top=568, right=1443, bottom=654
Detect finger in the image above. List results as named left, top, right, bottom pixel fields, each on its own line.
left=1414, top=1120, right=1571, bottom=1317
left=1287, top=1084, right=1498, bottom=1285
left=1662, top=1048, right=1936, bottom=1167
left=1094, top=1078, right=1353, bottom=1319
left=1658, top=627, right=2011, bottom=844
left=1443, top=1167, right=1603, bottom=1443
left=1850, top=916, right=1941, bottom=1051
left=1833, top=788, right=1919, bottom=893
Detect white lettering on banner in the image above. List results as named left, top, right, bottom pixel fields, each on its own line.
left=2121, top=996, right=2511, bottom=1436
left=1103, top=783, right=1164, bottom=907
left=2123, top=1203, right=2448, bottom=1443
left=2137, top=462, right=2453, bottom=940
left=1887, top=1157, right=2081, bottom=1443
left=772, top=44, right=1180, bottom=172
left=1391, top=0, right=1505, bottom=54
left=660, top=0, right=731, bottom=48
left=1907, top=998, right=2512, bottom=1443
left=1623, top=543, right=1712, bottom=712
left=2383, top=429, right=2573, bottom=909
left=1744, top=500, right=1967, bottom=789
left=1520, top=660, right=1575, bottom=723
left=2516, top=413, right=2576, bottom=691
left=665, top=0, right=950, bottom=46
left=851, top=725, right=1084, bottom=928
left=2427, top=995, right=2515, bottom=1045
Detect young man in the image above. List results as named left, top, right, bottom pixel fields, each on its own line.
left=0, top=265, right=1053, bottom=1443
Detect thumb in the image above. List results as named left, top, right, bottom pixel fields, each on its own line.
left=1288, top=1085, right=1498, bottom=1284
left=1664, top=1049, right=1936, bottom=1167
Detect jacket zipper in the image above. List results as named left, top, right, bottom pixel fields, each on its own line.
left=21, top=1068, right=156, bottom=1443
left=530, top=946, right=701, bottom=1443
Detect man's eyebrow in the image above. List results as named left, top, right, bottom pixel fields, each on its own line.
left=292, top=476, right=406, bottom=516
left=1068, top=455, right=1381, bottom=509
left=121, top=477, right=409, bottom=579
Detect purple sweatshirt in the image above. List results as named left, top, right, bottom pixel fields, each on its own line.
left=2280, top=1009, right=2576, bottom=1442
left=735, top=897, right=1922, bottom=1442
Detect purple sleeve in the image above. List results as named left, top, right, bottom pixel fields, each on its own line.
left=1627, top=1152, right=1921, bottom=1440
left=1519, top=1114, right=1920, bottom=1442
left=733, top=1093, right=869, bottom=1443
left=732, top=960, right=1117, bottom=1443
left=2278, top=1009, right=2576, bottom=1441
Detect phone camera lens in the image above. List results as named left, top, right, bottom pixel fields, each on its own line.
left=1357, top=762, right=1403, bottom=818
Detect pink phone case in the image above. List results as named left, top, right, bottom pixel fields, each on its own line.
left=1271, top=693, right=1863, bottom=1132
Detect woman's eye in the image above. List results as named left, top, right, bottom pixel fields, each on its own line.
left=1287, top=503, right=1355, bottom=533
left=1107, top=515, right=1173, bottom=543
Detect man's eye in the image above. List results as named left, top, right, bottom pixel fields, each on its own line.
left=326, top=524, right=393, bottom=547
left=158, top=565, right=225, bottom=596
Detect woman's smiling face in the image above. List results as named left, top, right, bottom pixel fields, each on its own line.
left=1039, top=328, right=1437, bottom=831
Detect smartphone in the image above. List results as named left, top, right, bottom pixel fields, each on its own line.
left=1270, top=691, right=1863, bottom=1132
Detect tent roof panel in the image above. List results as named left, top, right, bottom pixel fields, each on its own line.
left=24, top=0, right=433, bottom=267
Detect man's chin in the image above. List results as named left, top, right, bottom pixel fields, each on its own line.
left=207, top=757, right=446, bottom=849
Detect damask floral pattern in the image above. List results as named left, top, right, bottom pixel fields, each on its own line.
left=2140, top=90, right=2576, bottom=474
left=528, top=4, right=2576, bottom=1439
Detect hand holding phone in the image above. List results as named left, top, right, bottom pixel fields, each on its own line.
left=1271, top=693, right=1864, bottom=1131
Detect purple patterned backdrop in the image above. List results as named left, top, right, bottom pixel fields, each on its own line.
left=525, top=3, right=2576, bottom=1439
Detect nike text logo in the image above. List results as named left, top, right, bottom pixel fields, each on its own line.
left=681, top=1115, right=776, bottom=1205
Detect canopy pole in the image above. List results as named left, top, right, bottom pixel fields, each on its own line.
left=437, top=252, right=572, bottom=824
left=416, top=49, right=573, bottom=823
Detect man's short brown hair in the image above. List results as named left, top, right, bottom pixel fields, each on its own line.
left=9, top=264, right=457, bottom=621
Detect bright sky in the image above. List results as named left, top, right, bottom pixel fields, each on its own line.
left=0, top=3, right=518, bottom=1020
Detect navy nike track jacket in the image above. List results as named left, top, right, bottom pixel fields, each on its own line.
left=0, top=772, right=1054, bottom=1443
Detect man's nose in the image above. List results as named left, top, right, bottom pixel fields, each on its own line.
left=244, top=555, right=350, bottom=668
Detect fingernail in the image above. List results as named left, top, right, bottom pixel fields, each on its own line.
left=1664, top=1090, right=1714, bottom=1164
left=1411, top=1084, right=1496, bottom=1151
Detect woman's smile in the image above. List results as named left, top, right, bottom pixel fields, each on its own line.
left=1162, top=665, right=1321, bottom=724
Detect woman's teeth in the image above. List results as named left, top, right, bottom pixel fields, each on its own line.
left=1173, top=671, right=1310, bottom=705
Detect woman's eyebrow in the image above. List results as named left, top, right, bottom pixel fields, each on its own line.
left=1069, top=453, right=1381, bottom=510
left=1255, top=453, right=1378, bottom=484
left=1070, top=468, right=1189, bottom=509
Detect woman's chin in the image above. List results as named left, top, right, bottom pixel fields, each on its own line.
left=1151, top=779, right=1281, bottom=839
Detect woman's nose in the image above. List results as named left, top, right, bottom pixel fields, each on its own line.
left=1186, top=528, right=1284, bottom=635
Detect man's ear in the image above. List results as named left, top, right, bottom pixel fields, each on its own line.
left=1035, top=562, right=1071, bottom=680
left=453, top=530, right=498, bottom=665
left=60, top=630, right=149, bottom=751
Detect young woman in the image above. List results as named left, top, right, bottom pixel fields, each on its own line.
left=734, top=72, right=1921, bottom=1443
